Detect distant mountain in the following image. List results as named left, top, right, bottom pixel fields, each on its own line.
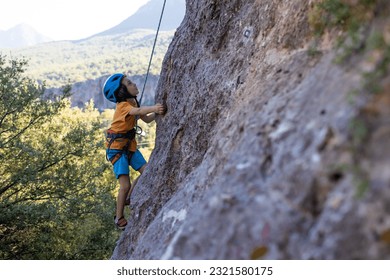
left=92, top=0, right=186, bottom=38
left=1, top=0, right=186, bottom=110
left=0, top=23, right=52, bottom=48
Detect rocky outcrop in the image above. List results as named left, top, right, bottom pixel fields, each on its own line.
left=112, top=0, right=390, bottom=259
left=46, top=74, right=159, bottom=110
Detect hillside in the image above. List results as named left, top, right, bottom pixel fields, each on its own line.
left=6, top=29, right=174, bottom=108
left=112, top=0, right=390, bottom=259
left=0, top=23, right=51, bottom=48
left=7, top=30, right=174, bottom=87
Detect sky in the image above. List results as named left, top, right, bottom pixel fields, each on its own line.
left=0, top=0, right=151, bottom=40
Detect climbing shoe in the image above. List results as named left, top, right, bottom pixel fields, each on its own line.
left=114, top=216, right=127, bottom=230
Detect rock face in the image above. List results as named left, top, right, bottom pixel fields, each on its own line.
left=112, top=0, right=390, bottom=259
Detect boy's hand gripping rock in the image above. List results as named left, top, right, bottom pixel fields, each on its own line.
left=154, top=103, right=166, bottom=115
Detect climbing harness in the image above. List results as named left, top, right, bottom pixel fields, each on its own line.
left=105, top=129, right=136, bottom=165
left=138, top=0, right=167, bottom=105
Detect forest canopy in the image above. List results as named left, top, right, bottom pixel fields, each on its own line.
left=0, top=54, right=155, bottom=259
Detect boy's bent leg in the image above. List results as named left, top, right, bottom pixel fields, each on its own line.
left=116, top=174, right=131, bottom=222
left=128, top=163, right=147, bottom=199
left=137, top=163, right=147, bottom=174
left=127, top=150, right=147, bottom=201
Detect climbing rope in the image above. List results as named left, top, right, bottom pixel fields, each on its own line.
left=138, top=0, right=167, bottom=105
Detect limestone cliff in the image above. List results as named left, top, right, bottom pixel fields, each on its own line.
left=112, top=0, right=390, bottom=259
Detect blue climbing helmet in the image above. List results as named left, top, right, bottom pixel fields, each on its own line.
left=102, top=73, right=124, bottom=103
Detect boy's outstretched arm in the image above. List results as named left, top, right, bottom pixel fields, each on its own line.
left=129, top=103, right=166, bottom=123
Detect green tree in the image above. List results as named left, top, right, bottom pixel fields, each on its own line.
left=0, top=55, right=119, bottom=259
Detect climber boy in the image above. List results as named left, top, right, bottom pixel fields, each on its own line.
left=103, top=73, right=166, bottom=230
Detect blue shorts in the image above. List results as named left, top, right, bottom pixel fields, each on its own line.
left=107, top=149, right=147, bottom=179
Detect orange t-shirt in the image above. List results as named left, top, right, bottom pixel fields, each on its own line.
left=105, top=101, right=137, bottom=152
